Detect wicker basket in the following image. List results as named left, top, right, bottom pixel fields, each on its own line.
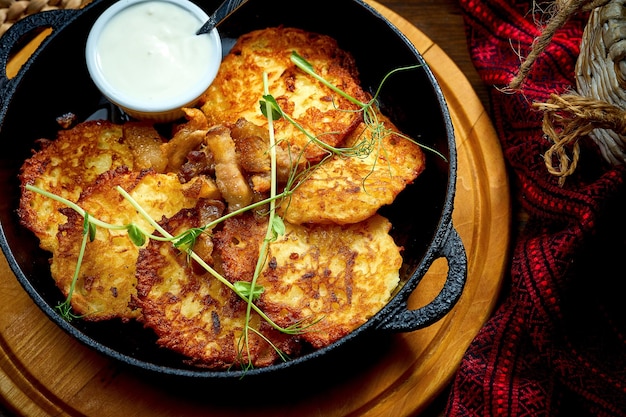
left=0, top=0, right=85, bottom=37
left=575, top=0, right=626, bottom=164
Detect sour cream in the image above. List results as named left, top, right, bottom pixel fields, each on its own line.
left=86, top=0, right=222, bottom=121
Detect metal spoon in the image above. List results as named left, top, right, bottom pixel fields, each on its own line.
left=196, top=0, right=248, bottom=35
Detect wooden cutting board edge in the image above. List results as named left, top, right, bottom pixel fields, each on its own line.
left=0, top=2, right=510, bottom=416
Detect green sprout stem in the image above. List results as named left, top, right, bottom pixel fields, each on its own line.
left=290, top=51, right=447, bottom=162
left=55, top=213, right=92, bottom=321
left=238, top=72, right=282, bottom=366
left=291, top=51, right=370, bottom=108
left=25, top=184, right=165, bottom=243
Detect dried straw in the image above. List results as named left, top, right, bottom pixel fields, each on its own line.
left=1, top=0, right=86, bottom=37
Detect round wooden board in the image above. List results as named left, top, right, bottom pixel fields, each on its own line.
left=0, top=2, right=510, bottom=416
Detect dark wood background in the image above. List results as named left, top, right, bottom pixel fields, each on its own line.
left=380, top=0, right=489, bottom=110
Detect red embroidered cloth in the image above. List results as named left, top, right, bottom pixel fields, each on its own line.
left=446, top=1, right=626, bottom=416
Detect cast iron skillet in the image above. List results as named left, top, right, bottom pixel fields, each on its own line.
left=0, top=0, right=465, bottom=384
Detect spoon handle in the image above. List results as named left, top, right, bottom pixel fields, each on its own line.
left=196, top=0, right=249, bottom=35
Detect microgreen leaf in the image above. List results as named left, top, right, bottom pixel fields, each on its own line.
left=259, top=96, right=283, bottom=120
left=234, top=281, right=265, bottom=301
left=56, top=301, right=83, bottom=322
left=172, top=227, right=205, bottom=253
left=270, top=216, right=285, bottom=241
left=126, top=224, right=146, bottom=246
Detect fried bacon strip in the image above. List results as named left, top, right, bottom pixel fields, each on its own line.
left=161, top=108, right=209, bottom=172
left=204, top=125, right=254, bottom=212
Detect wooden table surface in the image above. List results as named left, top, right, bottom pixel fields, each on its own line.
left=0, top=1, right=504, bottom=416
left=384, top=0, right=489, bottom=110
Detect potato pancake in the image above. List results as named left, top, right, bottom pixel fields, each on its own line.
left=200, top=26, right=370, bottom=163
left=280, top=110, right=426, bottom=224
left=256, top=214, right=402, bottom=349
left=135, top=209, right=301, bottom=369
left=18, top=120, right=135, bottom=252
left=50, top=168, right=207, bottom=320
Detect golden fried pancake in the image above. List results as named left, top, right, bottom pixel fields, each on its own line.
left=256, top=214, right=401, bottom=348
left=50, top=168, right=204, bottom=320
left=200, top=26, right=370, bottom=163
left=280, top=110, right=426, bottom=225
left=135, top=209, right=300, bottom=369
left=18, top=120, right=135, bottom=252
left=209, top=211, right=402, bottom=363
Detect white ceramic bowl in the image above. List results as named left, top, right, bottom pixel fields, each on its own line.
left=85, top=0, right=222, bottom=123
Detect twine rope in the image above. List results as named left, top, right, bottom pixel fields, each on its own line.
left=508, top=0, right=610, bottom=90
left=510, top=0, right=626, bottom=185
left=534, top=93, right=626, bottom=184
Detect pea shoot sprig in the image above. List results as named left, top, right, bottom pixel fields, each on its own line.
left=55, top=213, right=95, bottom=321
left=287, top=51, right=446, bottom=162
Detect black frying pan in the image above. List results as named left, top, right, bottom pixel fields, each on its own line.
left=0, top=0, right=465, bottom=385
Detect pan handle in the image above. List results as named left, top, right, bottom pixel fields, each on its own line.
left=377, top=222, right=468, bottom=332
left=0, top=8, right=83, bottom=96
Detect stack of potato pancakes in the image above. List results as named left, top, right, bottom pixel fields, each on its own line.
left=18, top=27, right=425, bottom=369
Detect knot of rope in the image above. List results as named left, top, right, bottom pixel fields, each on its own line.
left=534, top=93, right=626, bottom=185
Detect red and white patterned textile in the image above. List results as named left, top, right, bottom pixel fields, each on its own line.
left=446, top=1, right=626, bottom=416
